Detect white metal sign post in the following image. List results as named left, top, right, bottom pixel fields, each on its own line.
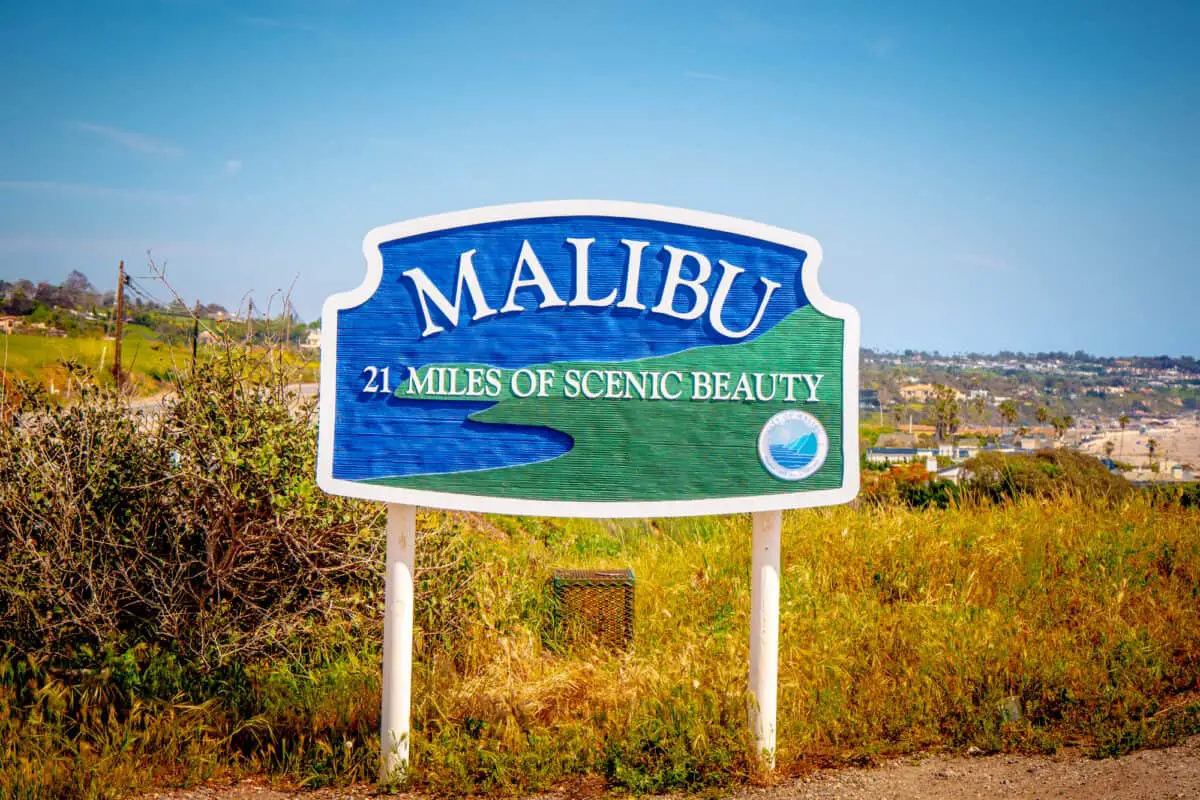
left=317, top=202, right=859, bottom=782
left=378, top=506, right=783, bottom=777
left=376, top=507, right=785, bottom=776
left=379, top=504, right=416, bottom=779
left=749, top=509, right=782, bottom=765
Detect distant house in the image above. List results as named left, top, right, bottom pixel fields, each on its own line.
left=859, top=388, right=881, bottom=412
left=899, top=383, right=937, bottom=403
left=1171, top=465, right=1195, bottom=482
left=0, top=315, right=21, bottom=333
left=300, top=328, right=322, bottom=350
left=866, top=447, right=939, bottom=465
left=898, top=383, right=966, bottom=403
left=197, top=329, right=221, bottom=346
left=937, top=464, right=967, bottom=485
left=937, top=439, right=980, bottom=461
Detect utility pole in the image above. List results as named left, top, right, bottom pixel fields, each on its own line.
left=112, top=260, right=126, bottom=389
left=2, top=328, right=9, bottom=426
left=192, top=300, right=200, bottom=371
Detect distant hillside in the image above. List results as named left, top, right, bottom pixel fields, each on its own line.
left=1, top=270, right=319, bottom=397
left=1, top=269, right=316, bottom=346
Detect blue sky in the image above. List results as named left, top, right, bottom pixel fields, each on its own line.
left=1, top=0, right=1196, bottom=356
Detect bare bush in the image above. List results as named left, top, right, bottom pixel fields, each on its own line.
left=0, top=349, right=468, bottom=674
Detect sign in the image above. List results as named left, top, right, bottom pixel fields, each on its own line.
left=317, top=201, right=863, bottom=779
left=317, top=201, right=859, bottom=517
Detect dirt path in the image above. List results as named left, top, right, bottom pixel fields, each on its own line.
left=141, top=736, right=1200, bottom=799
left=752, top=737, right=1200, bottom=799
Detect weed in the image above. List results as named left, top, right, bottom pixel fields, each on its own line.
left=2, top=357, right=1200, bottom=796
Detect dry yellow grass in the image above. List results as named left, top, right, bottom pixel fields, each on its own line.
left=4, top=485, right=1199, bottom=796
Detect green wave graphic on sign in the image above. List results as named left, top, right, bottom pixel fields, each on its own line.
left=365, top=306, right=844, bottom=502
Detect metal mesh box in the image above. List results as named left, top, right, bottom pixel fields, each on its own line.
left=551, top=569, right=635, bottom=650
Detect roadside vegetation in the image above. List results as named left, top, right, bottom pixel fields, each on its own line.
left=2, top=325, right=194, bottom=397
left=1, top=353, right=1199, bottom=799
left=1, top=268, right=319, bottom=397
left=1, top=324, right=318, bottom=398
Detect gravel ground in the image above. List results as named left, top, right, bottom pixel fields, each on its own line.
left=745, top=737, right=1200, bottom=800
left=140, top=735, right=1200, bottom=800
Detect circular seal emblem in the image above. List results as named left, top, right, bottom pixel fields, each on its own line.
left=758, top=410, right=829, bottom=481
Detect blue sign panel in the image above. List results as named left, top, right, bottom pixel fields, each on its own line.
left=317, top=201, right=859, bottom=517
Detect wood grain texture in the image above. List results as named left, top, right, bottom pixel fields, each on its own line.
left=369, top=306, right=844, bottom=501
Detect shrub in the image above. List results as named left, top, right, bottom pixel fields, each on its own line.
left=0, top=350, right=474, bottom=667
left=1144, top=482, right=1200, bottom=509
left=0, top=349, right=479, bottom=795
left=861, top=462, right=959, bottom=508
left=963, top=449, right=1131, bottom=504
left=0, top=353, right=382, bottom=671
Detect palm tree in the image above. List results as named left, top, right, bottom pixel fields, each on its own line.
left=1035, top=406, right=1050, bottom=440
left=1104, top=439, right=1115, bottom=459
left=971, top=395, right=987, bottom=427
left=1118, top=414, right=1130, bottom=460
left=998, top=400, right=1018, bottom=437
left=1147, top=437, right=1158, bottom=468
left=931, top=384, right=961, bottom=442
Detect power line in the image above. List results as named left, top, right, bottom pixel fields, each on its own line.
left=124, top=277, right=168, bottom=307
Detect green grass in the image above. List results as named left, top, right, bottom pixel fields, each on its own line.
left=5, top=495, right=1200, bottom=797
left=1, top=326, right=192, bottom=394
left=1, top=327, right=318, bottom=396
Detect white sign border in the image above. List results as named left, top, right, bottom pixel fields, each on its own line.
left=318, top=200, right=860, bottom=518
